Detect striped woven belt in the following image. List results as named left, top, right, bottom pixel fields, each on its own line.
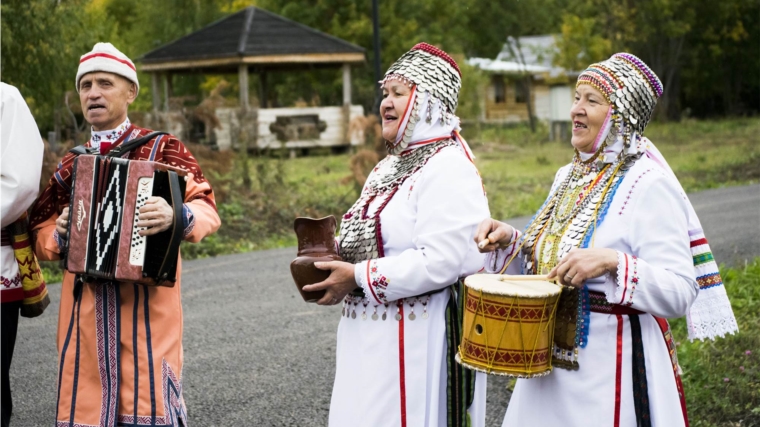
left=588, top=290, right=644, bottom=315
left=1, top=228, right=10, bottom=247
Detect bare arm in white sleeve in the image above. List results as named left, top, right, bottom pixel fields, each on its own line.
left=355, top=150, right=489, bottom=304
left=1, top=83, right=44, bottom=227
left=606, top=172, right=698, bottom=318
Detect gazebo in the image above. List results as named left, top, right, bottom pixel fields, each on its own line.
left=139, top=7, right=366, bottom=152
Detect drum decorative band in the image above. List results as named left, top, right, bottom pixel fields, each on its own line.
left=457, top=274, right=562, bottom=378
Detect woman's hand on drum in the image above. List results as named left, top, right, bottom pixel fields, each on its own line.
left=548, top=248, right=618, bottom=288
left=474, top=218, right=515, bottom=253
left=302, top=261, right=358, bottom=306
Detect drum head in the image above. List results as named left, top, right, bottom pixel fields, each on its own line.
left=464, top=274, right=560, bottom=298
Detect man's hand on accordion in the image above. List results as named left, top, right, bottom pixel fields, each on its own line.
left=137, top=196, right=175, bottom=236
left=56, top=207, right=70, bottom=237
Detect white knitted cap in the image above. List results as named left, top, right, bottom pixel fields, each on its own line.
left=76, top=42, right=139, bottom=94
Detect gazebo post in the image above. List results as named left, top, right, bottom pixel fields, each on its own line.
left=342, top=63, right=352, bottom=145
left=238, top=64, right=250, bottom=110
left=259, top=71, right=268, bottom=109
left=162, top=73, right=170, bottom=112
left=342, top=63, right=351, bottom=106
left=151, top=73, right=160, bottom=113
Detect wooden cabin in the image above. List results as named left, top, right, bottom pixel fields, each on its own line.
left=468, top=35, right=578, bottom=138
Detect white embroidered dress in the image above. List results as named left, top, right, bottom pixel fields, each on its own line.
left=329, top=141, right=490, bottom=427
left=488, top=154, right=697, bottom=427
left=1, top=83, right=43, bottom=301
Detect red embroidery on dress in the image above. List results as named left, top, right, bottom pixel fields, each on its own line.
left=398, top=302, right=408, bottom=427
left=619, top=168, right=653, bottom=215
left=614, top=314, right=624, bottom=427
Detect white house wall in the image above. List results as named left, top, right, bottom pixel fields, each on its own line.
left=533, top=85, right=551, bottom=121
left=214, top=105, right=364, bottom=150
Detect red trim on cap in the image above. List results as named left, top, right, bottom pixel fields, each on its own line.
left=411, top=42, right=461, bottom=77
left=80, top=52, right=136, bottom=71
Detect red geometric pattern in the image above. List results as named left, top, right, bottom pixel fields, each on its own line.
left=95, top=284, right=119, bottom=427
left=465, top=293, right=556, bottom=323
left=460, top=339, right=549, bottom=369
left=1, top=274, right=21, bottom=289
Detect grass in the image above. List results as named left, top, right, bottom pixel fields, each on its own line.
left=671, top=259, right=760, bottom=426
left=470, top=117, right=760, bottom=220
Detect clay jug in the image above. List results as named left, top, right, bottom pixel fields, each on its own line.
left=290, top=216, right=342, bottom=303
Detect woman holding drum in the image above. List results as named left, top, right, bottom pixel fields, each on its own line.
left=302, top=43, right=489, bottom=427
left=476, top=53, right=737, bottom=426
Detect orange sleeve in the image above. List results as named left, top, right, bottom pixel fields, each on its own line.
left=32, top=215, right=61, bottom=261
left=183, top=173, right=221, bottom=243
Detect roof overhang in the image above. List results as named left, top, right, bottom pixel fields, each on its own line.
left=141, top=52, right=365, bottom=72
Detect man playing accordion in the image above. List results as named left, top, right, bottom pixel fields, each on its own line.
left=30, top=42, right=220, bottom=427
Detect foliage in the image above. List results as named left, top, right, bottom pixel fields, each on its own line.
left=0, top=0, right=112, bottom=130
left=180, top=144, right=360, bottom=259
left=554, top=0, right=759, bottom=120
left=457, top=61, right=489, bottom=122
left=3, top=0, right=758, bottom=131
left=670, top=259, right=760, bottom=426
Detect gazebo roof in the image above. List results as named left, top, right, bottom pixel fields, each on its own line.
left=140, top=7, right=365, bottom=72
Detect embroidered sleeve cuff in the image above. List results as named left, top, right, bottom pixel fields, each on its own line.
left=355, top=259, right=388, bottom=305
left=484, top=229, right=521, bottom=274
left=182, top=204, right=195, bottom=239
left=607, top=251, right=639, bottom=307
left=54, top=229, right=66, bottom=252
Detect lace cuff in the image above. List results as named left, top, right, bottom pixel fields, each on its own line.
left=607, top=251, right=639, bottom=307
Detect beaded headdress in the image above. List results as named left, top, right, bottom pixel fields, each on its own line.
left=577, top=53, right=662, bottom=137
left=381, top=43, right=462, bottom=153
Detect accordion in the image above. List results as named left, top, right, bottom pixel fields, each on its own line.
left=65, top=155, right=187, bottom=286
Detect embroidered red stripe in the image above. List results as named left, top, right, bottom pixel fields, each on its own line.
left=614, top=314, right=623, bottom=427
left=619, top=254, right=629, bottom=305
left=365, top=261, right=381, bottom=304
left=690, top=238, right=708, bottom=248
left=80, top=52, right=136, bottom=71
left=655, top=317, right=690, bottom=426
left=398, top=303, right=407, bottom=427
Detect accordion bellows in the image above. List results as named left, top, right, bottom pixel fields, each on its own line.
left=66, top=155, right=187, bottom=286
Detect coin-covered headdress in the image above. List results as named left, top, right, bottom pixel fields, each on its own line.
left=575, top=53, right=663, bottom=163
left=381, top=43, right=463, bottom=153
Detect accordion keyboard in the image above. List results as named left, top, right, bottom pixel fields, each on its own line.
left=129, top=177, right=153, bottom=266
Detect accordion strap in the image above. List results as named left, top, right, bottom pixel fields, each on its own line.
left=68, top=131, right=169, bottom=157
left=155, top=170, right=185, bottom=284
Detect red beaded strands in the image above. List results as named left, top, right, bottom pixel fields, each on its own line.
left=411, top=42, right=461, bottom=77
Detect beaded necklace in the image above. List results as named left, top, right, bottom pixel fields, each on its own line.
left=511, top=151, right=632, bottom=369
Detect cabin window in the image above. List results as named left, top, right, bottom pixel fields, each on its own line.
left=515, top=79, right=529, bottom=104
left=492, top=75, right=506, bottom=104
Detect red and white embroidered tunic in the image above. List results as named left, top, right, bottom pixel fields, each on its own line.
left=487, top=153, right=697, bottom=427
left=1, top=83, right=44, bottom=304
left=330, top=141, right=490, bottom=427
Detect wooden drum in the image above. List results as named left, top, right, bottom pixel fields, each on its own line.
left=456, top=275, right=562, bottom=378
